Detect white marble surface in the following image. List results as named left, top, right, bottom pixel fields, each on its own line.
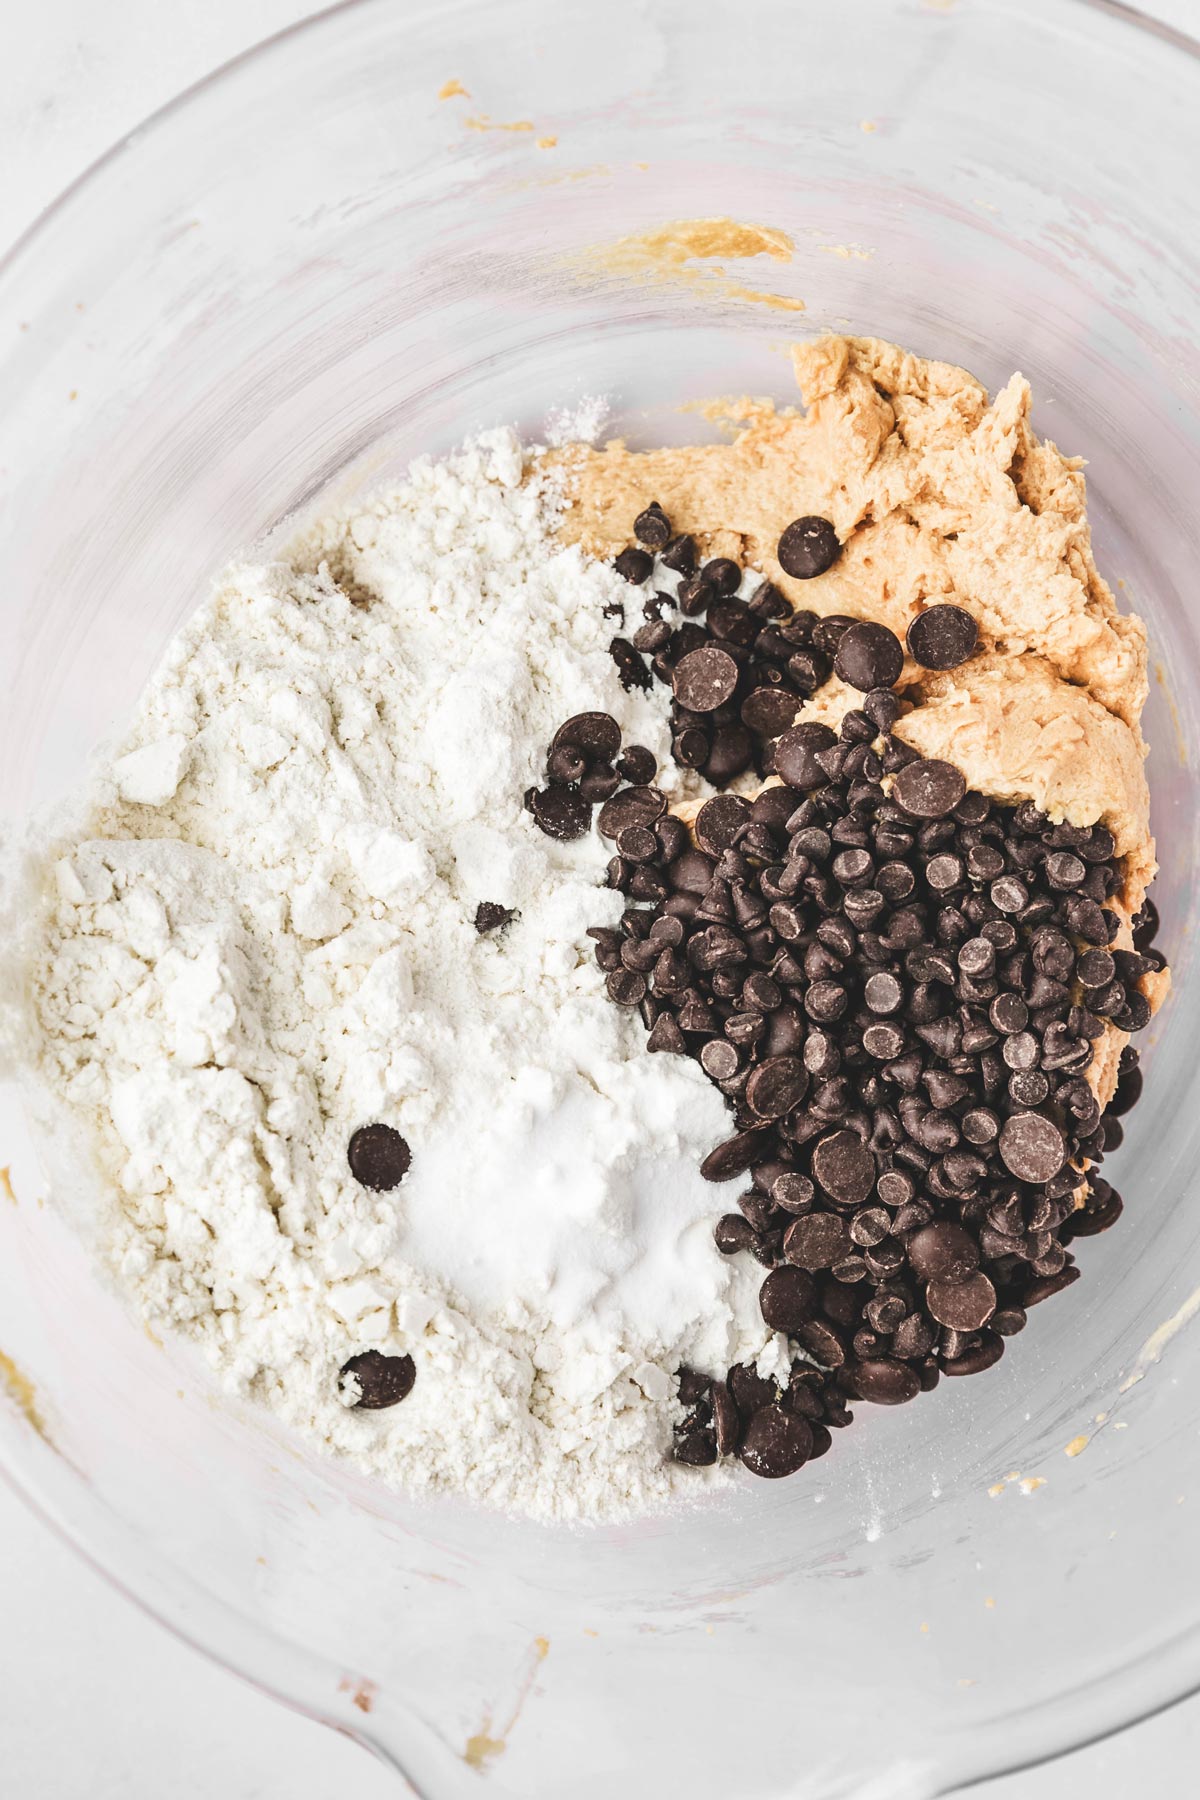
left=3, top=2, right=1199, bottom=1794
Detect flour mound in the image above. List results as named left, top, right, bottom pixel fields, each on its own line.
left=28, top=430, right=780, bottom=1521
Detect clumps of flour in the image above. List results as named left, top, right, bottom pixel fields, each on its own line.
left=24, top=429, right=784, bottom=1521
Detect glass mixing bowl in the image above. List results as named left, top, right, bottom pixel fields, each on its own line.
left=2, top=0, right=1199, bottom=1793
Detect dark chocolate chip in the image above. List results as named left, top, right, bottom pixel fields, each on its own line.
left=892, top=759, right=967, bottom=819
left=347, top=1123, right=412, bottom=1191
left=746, top=1055, right=809, bottom=1119
left=907, top=1221, right=980, bottom=1283
left=926, top=1271, right=996, bottom=1331
left=702, top=557, right=742, bottom=596
left=596, top=785, right=667, bottom=839
left=778, top=517, right=842, bottom=581
left=851, top=1359, right=920, bottom=1405
left=775, top=721, right=838, bottom=789
left=712, top=1379, right=741, bottom=1454
left=633, top=502, right=671, bottom=548
left=811, top=1130, right=875, bottom=1207
left=834, top=621, right=904, bottom=691
left=701, top=1129, right=771, bottom=1182
left=905, top=605, right=978, bottom=671
left=614, top=546, right=653, bottom=585
left=998, top=1112, right=1067, bottom=1183
left=673, top=645, right=740, bottom=713
left=617, top=745, right=658, bottom=786
left=695, top=794, right=753, bottom=857
left=784, top=1210, right=852, bottom=1270
left=339, top=1350, right=416, bottom=1409
left=551, top=711, right=622, bottom=761
left=660, top=533, right=697, bottom=575
left=609, top=636, right=651, bottom=691
left=940, top=1330, right=1004, bottom=1376
left=759, top=1265, right=817, bottom=1331
left=529, top=784, right=593, bottom=841
left=739, top=1404, right=813, bottom=1477
left=474, top=901, right=516, bottom=934
left=742, top=687, right=802, bottom=738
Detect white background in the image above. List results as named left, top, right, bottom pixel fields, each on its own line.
left=3, top=2, right=1199, bottom=1794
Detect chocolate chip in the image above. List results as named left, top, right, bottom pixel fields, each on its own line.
left=474, top=901, right=516, bottom=934
left=606, top=968, right=646, bottom=1005
left=864, top=971, right=903, bottom=1014
left=892, top=759, right=967, bottom=819
left=784, top=1210, right=852, bottom=1269
left=739, top=1404, right=813, bottom=1477
left=579, top=764, right=622, bottom=802
left=695, top=794, right=753, bottom=857
left=759, top=1265, right=816, bottom=1331
left=646, top=1012, right=687, bottom=1054
left=851, top=1359, right=920, bottom=1405
left=634, top=502, right=672, bottom=548
left=834, top=621, right=904, bottom=691
left=778, top=517, right=841, bottom=581
left=775, top=721, right=838, bottom=789
left=675, top=1430, right=718, bottom=1465
left=849, top=1205, right=891, bottom=1247
left=742, top=686, right=801, bottom=738
left=529, top=784, right=592, bottom=841
left=1024, top=1265, right=1081, bottom=1306
left=614, top=546, right=653, bottom=584
left=712, top=1379, right=741, bottom=1454
left=339, top=1350, right=416, bottom=1409
left=704, top=724, right=755, bottom=784
left=998, top=1112, right=1067, bottom=1184
left=905, top=605, right=978, bottom=670
left=596, top=784, right=667, bottom=839
left=672, top=645, right=740, bottom=712
left=772, top=1171, right=816, bottom=1213
left=677, top=574, right=715, bottom=617
left=677, top=1367, right=712, bottom=1405
left=702, top=557, right=742, bottom=596
left=701, top=1129, right=770, bottom=1182
left=746, top=1055, right=809, bottom=1119
left=907, top=1221, right=980, bottom=1282
left=552, top=711, right=622, bottom=762
left=807, top=1131, right=873, bottom=1208
left=926, top=1271, right=996, bottom=1331
left=940, top=1330, right=1004, bottom=1376
left=728, top=1363, right=778, bottom=1418
left=660, top=533, right=697, bottom=575
left=347, top=1124, right=412, bottom=1191
left=990, top=992, right=1028, bottom=1034
left=609, top=636, right=651, bottom=690
left=546, top=743, right=587, bottom=784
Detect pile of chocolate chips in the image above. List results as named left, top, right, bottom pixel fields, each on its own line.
left=535, top=503, right=1163, bottom=1480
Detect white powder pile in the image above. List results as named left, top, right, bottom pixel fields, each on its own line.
left=26, top=429, right=785, bottom=1521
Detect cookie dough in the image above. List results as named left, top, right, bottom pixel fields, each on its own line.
left=556, top=335, right=1163, bottom=1105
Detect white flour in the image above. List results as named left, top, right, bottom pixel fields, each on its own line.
left=26, top=429, right=783, bottom=1521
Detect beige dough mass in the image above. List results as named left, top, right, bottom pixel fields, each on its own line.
left=555, top=335, right=1165, bottom=1104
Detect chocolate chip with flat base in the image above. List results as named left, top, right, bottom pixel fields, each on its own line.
left=905, top=605, right=978, bottom=670
left=673, top=645, right=740, bottom=712
left=778, top=516, right=842, bottom=580
left=851, top=1359, right=920, bottom=1405
left=892, top=759, right=966, bottom=819
left=348, top=1124, right=412, bottom=1191
left=998, top=1111, right=1067, bottom=1184
left=339, top=1350, right=416, bottom=1409
left=529, top=784, right=593, bottom=841
left=834, top=621, right=904, bottom=691
left=739, top=1403, right=813, bottom=1476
